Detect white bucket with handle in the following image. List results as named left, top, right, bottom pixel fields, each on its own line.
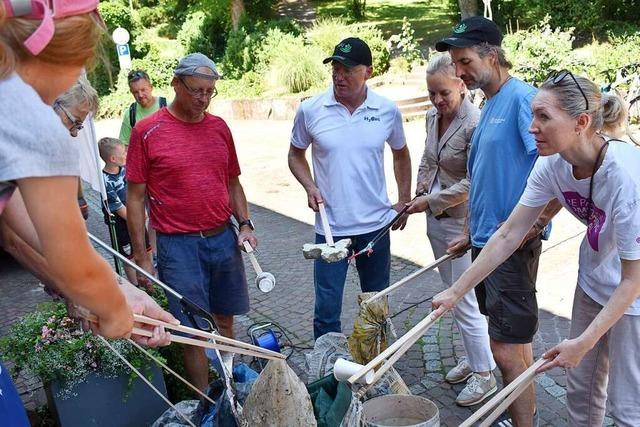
left=362, top=394, right=439, bottom=427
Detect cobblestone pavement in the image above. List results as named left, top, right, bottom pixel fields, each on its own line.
left=0, top=117, right=614, bottom=426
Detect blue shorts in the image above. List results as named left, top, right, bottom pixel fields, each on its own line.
left=156, top=225, right=249, bottom=330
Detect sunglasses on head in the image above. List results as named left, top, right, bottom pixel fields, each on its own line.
left=545, top=70, right=589, bottom=111
left=128, top=70, right=149, bottom=83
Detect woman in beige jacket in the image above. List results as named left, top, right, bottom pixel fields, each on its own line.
left=406, top=52, right=496, bottom=406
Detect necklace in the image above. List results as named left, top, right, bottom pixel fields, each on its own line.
left=586, top=140, right=609, bottom=221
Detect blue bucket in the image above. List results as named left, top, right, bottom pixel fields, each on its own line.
left=255, top=330, right=281, bottom=353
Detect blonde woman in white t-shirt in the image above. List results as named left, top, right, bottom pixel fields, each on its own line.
left=431, top=71, right=640, bottom=426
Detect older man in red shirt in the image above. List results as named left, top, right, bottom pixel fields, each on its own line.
left=126, top=53, right=257, bottom=392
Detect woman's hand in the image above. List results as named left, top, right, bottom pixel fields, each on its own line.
left=405, top=196, right=429, bottom=214
left=120, top=277, right=178, bottom=347
left=447, top=233, right=471, bottom=258
left=431, top=288, right=458, bottom=319
left=537, top=338, right=592, bottom=373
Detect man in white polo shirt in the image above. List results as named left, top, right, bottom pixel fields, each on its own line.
left=288, top=37, right=412, bottom=339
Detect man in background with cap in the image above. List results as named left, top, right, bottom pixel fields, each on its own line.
left=431, top=17, right=561, bottom=426
left=288, top=37, right=412, bottom=340
left=126, top=52, right=257, bottom=391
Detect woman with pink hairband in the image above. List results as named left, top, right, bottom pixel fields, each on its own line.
left=0, top=2, right=177, bottom=423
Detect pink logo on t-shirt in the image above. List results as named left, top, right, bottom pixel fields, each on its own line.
left=562, top=191, right=606, bottom=251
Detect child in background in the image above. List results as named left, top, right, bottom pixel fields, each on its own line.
left=99, top=137, right=152, bottom=286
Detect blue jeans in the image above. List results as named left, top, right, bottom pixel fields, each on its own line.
left=313, top=227, right=390, bottom=339
left=157, top=225, right=249, bottom=331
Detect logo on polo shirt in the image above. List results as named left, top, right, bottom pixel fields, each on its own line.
left=364, top=116, right=380, bottom=122
left=339, top=43, right=352, bottom=53
left=489, top=117, right=506, bottom=124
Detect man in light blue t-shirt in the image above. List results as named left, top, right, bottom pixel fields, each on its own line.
left=435, top=16, right=562, bottom=425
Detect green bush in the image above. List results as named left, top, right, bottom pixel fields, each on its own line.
left=503, top=17, right=575, bottom=85
left=220, top=19, right=302, bottom=79
left=269, top=45, right=328, bottom=93
left=493, top=0, right=640, bottom=40
left=217, top=71, right=266, bottom=99
left=177, top=10, right=215, bottom=57
left=90, top=0, right=143, bottom=96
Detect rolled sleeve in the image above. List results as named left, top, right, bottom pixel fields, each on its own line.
left=615, top=200, right=640, bottom=260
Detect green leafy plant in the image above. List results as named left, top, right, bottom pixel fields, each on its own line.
left=0, top=303, right=163, bottom=398
left=388, top=17, right=423, bottom=71
left=502, top=16, right=575, bottom=86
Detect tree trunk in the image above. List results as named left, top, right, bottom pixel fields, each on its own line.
left=458, top=0, right=478, bottom=20
left=230, top=0, right=245, bottom=31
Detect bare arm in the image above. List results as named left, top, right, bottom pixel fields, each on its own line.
left=390, top=145, right=412, bottom=230
left=228, top=176, right=257, bottom=248
left=540, top=258, right=640, bottom=372
left=115, top=205, right=127, bottom=220
left=519, top=198, right=563, bottom=246
left=127, top=182, right=151, bottom=270
left=392, top=145, right=412, bottom=204
left=1, top=188, right=176, bottom=345
left=288, top=145, right=322, bottom=211
left=431, top=203, right=546, bottom=318
left=16, top=176, right=133, bottom=338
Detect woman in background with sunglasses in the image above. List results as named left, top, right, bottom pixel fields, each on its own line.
left=431, top=71, right=640, bottom=426
left=0, top=3, right=178, bottom=422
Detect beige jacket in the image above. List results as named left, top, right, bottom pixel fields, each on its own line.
left=416, top=97, right=480, bottom=218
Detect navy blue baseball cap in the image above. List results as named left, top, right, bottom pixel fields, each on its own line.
left=435, top=16, right=503, bottom=52
left=323, top=37, right=372, bottom=67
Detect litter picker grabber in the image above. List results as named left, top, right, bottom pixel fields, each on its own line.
left=87, top=232, right=249, bottom=425
left=349, top=193, right=424, bottom=262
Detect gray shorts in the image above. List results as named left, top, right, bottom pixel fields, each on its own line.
left=471, top=236, right=542, bottom=344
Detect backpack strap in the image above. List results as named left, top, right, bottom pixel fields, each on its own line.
left=128, top=102, right=137, bottom=128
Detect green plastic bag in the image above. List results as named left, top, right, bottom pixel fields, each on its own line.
left=307, top=374, right=353, bottom=427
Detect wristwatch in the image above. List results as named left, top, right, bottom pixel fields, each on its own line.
left=238, top=219, right=255, bottom=231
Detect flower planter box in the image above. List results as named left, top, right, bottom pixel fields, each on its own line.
left=45, top=364, right=168, bottom=427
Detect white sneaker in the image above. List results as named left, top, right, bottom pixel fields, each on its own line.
left=445, top=357, right=472, bottom=384
left=455, top=372, right=498, bottom=407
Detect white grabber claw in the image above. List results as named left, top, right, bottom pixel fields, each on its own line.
left=255, top=272, right=276, bottom=293
left=243, top=241, right=276, bottom=293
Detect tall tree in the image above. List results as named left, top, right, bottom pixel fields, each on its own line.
left=458, top=0, right=478, bottom=19
left=230, top=0, right=245, bottom=30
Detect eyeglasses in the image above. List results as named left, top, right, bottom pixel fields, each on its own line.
left=179, top=77, right=218, bottom=99
left=545, top=70, right=589, bottom=111
left=54, top=102, right=84, bottom=132
left=331, top=64, right=362, bottom=77
left=128, top=70, right=149, bottom=83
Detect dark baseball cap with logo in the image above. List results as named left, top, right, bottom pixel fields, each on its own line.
left=435, top=16, right=503, bottom=52
left=323, top=37, right=373, bottom=67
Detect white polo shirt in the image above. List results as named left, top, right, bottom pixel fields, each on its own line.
left=291, top=86, right=407, bottom=236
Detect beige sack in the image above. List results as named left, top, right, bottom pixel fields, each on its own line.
left=244, top=360, right=317, bottom=427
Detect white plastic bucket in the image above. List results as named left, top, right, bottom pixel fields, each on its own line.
left=362, top=394, right=440, bottom=427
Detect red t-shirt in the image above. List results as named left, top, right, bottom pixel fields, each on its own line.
left=126, top=108, right=241, bottom=234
